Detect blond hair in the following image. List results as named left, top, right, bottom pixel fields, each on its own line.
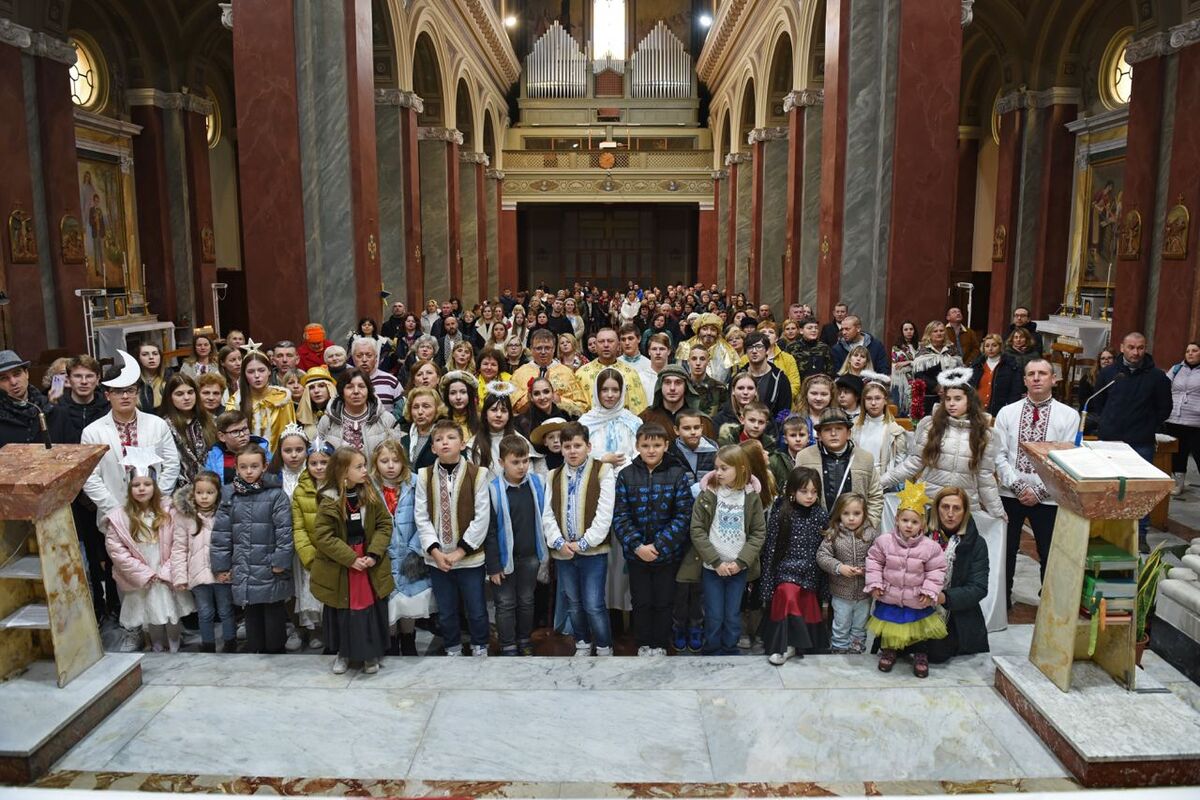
left=369, top=438, right=412, bottom=485
left=713, top=444, right=751, bottom=490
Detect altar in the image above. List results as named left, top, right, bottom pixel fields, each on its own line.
left=1034, top=315, right=1111, bottom=359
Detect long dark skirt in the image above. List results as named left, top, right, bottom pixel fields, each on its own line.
left=759, top=583, right=828, bottom=655
left=323, top=599, right=389, bottom=663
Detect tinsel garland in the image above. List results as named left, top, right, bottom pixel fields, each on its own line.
left=910, top=378, right=926, bottom=420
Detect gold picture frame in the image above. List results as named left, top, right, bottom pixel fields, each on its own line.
left=60, top=215, right=85, bottom=264
left=1080, top=155, right=1123, bottom=288
left=8, top=208, right=37, bottom=264
left=1117, top=209, right=1141, bottom=260
left=991, top=224, right=1007, bottom=262
left=1164, top=195, right=1190, bottom=260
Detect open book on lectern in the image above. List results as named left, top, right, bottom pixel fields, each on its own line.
left=1047, top=440, right=1171, bottom=482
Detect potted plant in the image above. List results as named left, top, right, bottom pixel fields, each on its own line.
left=1135, top=544, right=1169, bottom=666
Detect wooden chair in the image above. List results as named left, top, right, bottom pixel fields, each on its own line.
left=1050, top=341, right=1083, bottom=403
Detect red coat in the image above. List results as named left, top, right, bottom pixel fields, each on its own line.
left=299, top=340, right=334, bottom=371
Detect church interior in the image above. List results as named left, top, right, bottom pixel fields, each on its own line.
left=1, top=0, right=1200, bottom=797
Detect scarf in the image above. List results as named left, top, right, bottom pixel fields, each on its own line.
left=232, top=475, right=263, bottom=495
left=579, top=377, right=635, bottom=456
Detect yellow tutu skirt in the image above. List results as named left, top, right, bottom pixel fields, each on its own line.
left=867, top=612, right=947, bottom=651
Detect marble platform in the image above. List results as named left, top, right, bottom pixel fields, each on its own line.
left=994, top=656, right=1200, bottom=787
left=0, top=653, right=141, bottom=783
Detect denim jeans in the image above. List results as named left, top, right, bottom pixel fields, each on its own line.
left=429, top=565, right=490, bottom=651
left=494, top=555, right=540, bottom=652
left=701, top=568, right=747, bottom=654
left=830, top=596, right=870, bottom=650
left=556, top=554, right=611, bottom=648
left=1130, top=442, right=1156, bottom=548
left=192, top=583, right=236, bottom=644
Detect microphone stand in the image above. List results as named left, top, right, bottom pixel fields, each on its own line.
left=1075, top=378, right=1119, bottom=446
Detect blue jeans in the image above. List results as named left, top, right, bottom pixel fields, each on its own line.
left=556, top=554, right=611, bottom=648
left=429, top=565, right=490, bottom=652
left=702, top=568, right=747, bottom=654
left=1130, top=442, right=1156, bottom=547
left=830, top=596, right=870, bottom=650
left=192, top=583, right=235, bottom=644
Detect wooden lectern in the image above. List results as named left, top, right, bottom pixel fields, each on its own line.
left=0, top=444, right=107, bottom=687
left=1023, top=441, right=1173, bottom=691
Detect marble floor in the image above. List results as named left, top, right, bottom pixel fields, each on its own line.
left=32, top=625, right=1195, bottom=796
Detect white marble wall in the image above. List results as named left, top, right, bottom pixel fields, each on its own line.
left=459, top=163, right=478, bottom=305
left=735, top=160, right=753, bottom=296
left=375, top=106, right=407, bottom=299
left=419, top=140, right=450, bottom=304
left=760, top=137, right=789, bottom=312
left=800, top=105, right=824, bottom=309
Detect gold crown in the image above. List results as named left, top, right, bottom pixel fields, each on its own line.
left=896, top=480, right=932, bottom=516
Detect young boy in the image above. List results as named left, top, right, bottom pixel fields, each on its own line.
left=786, top=317, right=834, bottom=378
left=781, top=414, right=809, bottom=465
left=205, top=410, right=272, bottom=484
left=211, top=444, right=294, bottom=653
left=794, top=408, right=884, bottom=527
left=415, top=418, right=493, bottom=656
left=486, top=435, right=559, bottom=656
left=612, top=422, right=695, bottom=656
left=545, top=423, right=616, bottom=656
left=671, top=409, right=719, bottom=652
left=687, top=346, right=728, bottom=420
left=835, top=374, right=863, bottom=418
left=718, top=401, right=791, bottom=494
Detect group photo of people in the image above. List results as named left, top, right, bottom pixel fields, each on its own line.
left=0, top=281, right=1183, bottom=679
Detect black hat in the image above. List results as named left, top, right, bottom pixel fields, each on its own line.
left=834, top=374, right=864, bottom=398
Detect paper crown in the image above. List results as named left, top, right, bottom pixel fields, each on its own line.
left=937, top=366, right=975, bottom=390
left=485, top=380, right=516, bottom=398
left=121, top=446, right=163, bottom=479
left=896, top=480, right=932, bottom=517
left=307, top=432, right=335, bottom=456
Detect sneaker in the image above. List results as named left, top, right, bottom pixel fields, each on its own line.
left=285, top=631, right=302, bottom=652
left=308, top=636, right=324, bottom=651
left=637, top=645, right=653, bottom=657
left=672, top=624, right=687, bottom=651
left=737, top=634, right=751, bottom=650
left=595, top=645, right=614, bottom=656
left=767, top=647, right=795, bottom=666
left=574, top=640, right=593, bottom=657
left=688, top=626, right=704, bottom=653
left=445, top=648, right=461, bottom=657
left=518, top=641, right=534, bottom=657
left=236, top=622, right=246, bottom=641
left=651, top=647, right=668, bottom=656
left=472, top=647, right=489, bottom=657
left=363, top=659, right=379, bottom=674
left=331, top=656, right=349, bottom=674
left=850, top=639, right=865, bottom=654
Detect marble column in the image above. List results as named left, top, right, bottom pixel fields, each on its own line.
left=952, top=128, right=980, bottom=272
left=498, top=198, right=518, bottom=293
left=128, top=100, right=182, bottom=324
left=397, top=94, right=425, bottom=310
left=712, top=169, right=728, bottom=291
left=723, top=158, right=739, bottom=294
left=417, top=127, right=461, bottom=305
left=783, top=91, right=821, bottom=308
left=343, top=0, right=383, bottom=327
left=1029, top=100, right=1077, bottom=318
left=817, top=0, right=851, bottom=319
left=799, top=100, right=823, bottom=309
left=732, top=152, right=753, bottom=296
left=750, top=127, right=788, bottom=313
left=986, top=97, right=1025, bottom=332
left=458, top=151, right=484, bottom=305
left=475, top=158, right=488, bottom=305
left=375, top=90, right=415, bottom=301
left=486, top=169, right=501, bottom=300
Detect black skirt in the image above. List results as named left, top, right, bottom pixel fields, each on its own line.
left=323, top=599, right=390, bottom=662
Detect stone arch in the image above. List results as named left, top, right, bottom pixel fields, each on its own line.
left=800, top=0, right=825, bottom=88
left=737, top=74, right=756, bottom=149
left=454, top=75, right=477, bottom=148
left=765, top=29, right=793, bottom=125
left=412, top=29, right=445, bottom=125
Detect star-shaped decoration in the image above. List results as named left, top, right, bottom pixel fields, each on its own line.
left=239, top=337, right=263, bottom=354
left=896, top=480, right=932, bottom=517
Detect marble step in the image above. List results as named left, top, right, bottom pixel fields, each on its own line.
left=0, top=554, right=41, bottom=580
left=0, top=603, right=50, bottom=630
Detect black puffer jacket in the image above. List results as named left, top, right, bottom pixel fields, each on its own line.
left=970, top=353, right=1024, bottom=417
left=1092, top=353, right=1172, bottom=446
left=926, top=517, right=989, bottom=663
left=49, top=394, right=110, bottom=444
left=0, top=387, right=54, bottom=447
left=210, top=475, right=294, bottom=606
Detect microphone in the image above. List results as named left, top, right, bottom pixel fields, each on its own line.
left=37, top=411, right=51, bottom=450
left=1075, top=372, right=1126, bottom=446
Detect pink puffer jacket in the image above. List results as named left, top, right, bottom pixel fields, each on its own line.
left=104, top=498, right=175, bottom=592
left=169, top=488, right=217, bottom=589
left=864, top=530, right=946, bottom=609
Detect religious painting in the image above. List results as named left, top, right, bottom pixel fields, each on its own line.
left=7, top=208, right=37, bottom=263
left=77, top=156, right=129, bottom=288
left=1081, top=156, right=1123, bottom=288
left=60, top=215, right=85, bottom=264
left=991, top=224, right=1007, bottom=262
left=1164, top=196, right=1190, bottom=260
left=1117, top=209, right=1141, bottom=260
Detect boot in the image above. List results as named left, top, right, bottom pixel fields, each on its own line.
left=399, top=631, right=419, bottom=656
left=1172, top=472, right=1185, bottom=496
left=200, top=642, right=216, bottom=654
left=222, top=640, right=239, bottom=654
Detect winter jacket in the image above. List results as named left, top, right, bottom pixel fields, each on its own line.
left=794, top=442, right=884, bottom=528
left=926, top=517, right=990, bottom=661
left=816, top=522, right=881, bottom=601
left=210, top=476, right=294, bottom=606
left=759, top=498, right=829, bottom=605
left=736, top=347, right=803, bottom=406
left=612, top=453, right=695, bottom=563
left=0, top=386, right=54, bottom=448
left=170, top=487, right=218, bottom=588
left=82, top=411, right=181, bottom=529
left=970, top=353, right=1024, bottom=417
left=692, top=376, right=728, bottom=421
left=399, top=427, right=437, bottom=471
left=1091, top=353, right=1173, bottom=447
left=864, top=529, right=947, bottom=608
left=717, top=424, right=792, bottom=494
left=308, top=487, right=395, bottom=608
left=204, top=436, right=272, bottom=482
left=1167, top=361, right=1200, bottom=428
left=49, top=393, right=109, bottom=444
left=786, top=338, right=835, bottom=379
left=832, top=333, right=891, bottom=375
left=674, top=436, right=719, bottom=490
left=291, top=469, right=321, bottom=569
left=678, top=472, right=766, bottom=583
left=387, top=475, right=433, bottom=602
left=104, top=497, right=176, bottom=592
left=316, top=396, right=398, bottom=459
left=882, top=414, right=1005, bottom=518
left=1004, top=322, right=1044, bottom=356
left=298, top=341, right=335, bottom=372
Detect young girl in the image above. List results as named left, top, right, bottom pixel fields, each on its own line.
left=218, top=345, right=243, bottom=390
left=530, top=418, right=566, bottom=472
left=519, top=376, right=573, bottom=437
left=815, top=492, right=879, bottom=654
left=272, top=424, right=311, bottom=651
left=291, top=436, right=335, bottom=651
left=760, top=467, right=830, bottom=664
left=838, top=345, right=870, bottom=377
left=440, top=371, right=480, bottom=440
left=737, top=438, right=778, bottom=652
left=211, top=444, right=295, bottom=654
left=282, top=369, right=305, bottom=408
left=372, top=440, right=430, bottom=656
left=225, top=329, right=247, bottom=349
left=106, top=448, right=195, bottom=652
left=852, top=373, right=909, bottom=478
left=159, top=373, right=216, bottom=487
left=232, top=350, right=297, bottom=453
left=297, top=366, right=335, bottom=439
left=796, top=375, right=834, bottom=447
left=578, top=368, right=642, bottom=471
left=687, top=445, right=767, bottom=655
left=713, top=372, right=760, bottom=433
left=469, top=382, right=542, bottom=475
left=311, top=447, right=395, bottom=674
left=171, top=471, right=233, bottom=652
left=864, top=480, right=947, bottom=678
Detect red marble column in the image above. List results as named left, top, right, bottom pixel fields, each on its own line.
left=34, top=55, right=87, bottom=352
left=748, top=139, right=765, bottom=304
left=498, top=199, right=518, bottom=293
left=0, top=44, right=47, bottom=354
left=1113, top=54, right=1166, bottom=336
left=233, top=0, right=309, bottom=343
left=399, top=105, right=424, bottom=310
left=724, top=161, right=738, bottom=295
left=951, top=131, right=979, bottom=272
left=344, top=0, right=382, bottom=322
left=475, top=161, right=488, bottom=303
left=816, top=0, right=850, bottom=319
left=1029, top=102, right=1077, bottom=319
left=130, top=105, right=179, bottom=323
left=697, top=181, right=718, bottom=288
left=884, top=0, right=960, bottom=338
left=181, top=106, right=217, bottom=328
left=446, top=139, right=462, bottom=299
left=1152, top=44, right=1200, bottom=358
left=784, top=103, right=807, bottom=307
left=986, top=103, right=1025, bottom=333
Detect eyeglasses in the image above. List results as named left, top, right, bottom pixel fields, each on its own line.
left=747, top=343, right=767, bottom=352
left=106, top=386, right=138, bottom=396
left=223, top=426, right=251, bottom=436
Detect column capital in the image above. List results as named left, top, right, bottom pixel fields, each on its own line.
left=459, top=150, right=490, bottom=165
left=961, top=0, right=974, bottom=29
left=710, top=169, right=728, bottom=180
left=28, top=32, right=76, bottom=65
left=1126, top=31, right=1170, bottom=64
left=724, top=151, right=752, bottom=166
left=374, top=88, right=424, bottom=112
left=1169, top=18, right=1200, bottom=51
left=782, top=88, right=824, bottom=112
left=0, top=17, right=32, bottom=50
left=486, top=168, right=505, bottom=180
left=219, top=3, right=232, bottom=31
left=127, top=88, right=213, bottom=115
left=418, top=126, right=464, bottom=145
left=995, top=90, right=1026, bottom=116
left=1028, top=87, right=1081, bottom=108
left=746, top=126, right=789, bottom=144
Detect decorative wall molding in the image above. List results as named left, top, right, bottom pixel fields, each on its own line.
left=127, top=88, right=213, bottom=115
left=782, top=89, right=824, bottom=112
left=502, top=175, right=713, bottom=201
left=0, top=17, right=32, bottom=50
left=459, top=150, right=490, bottom=165
left=219, top=3, right=232, bottom=31
left=374, top=88, right=424, bottom=112
left=724, top=152, right=752, bottom=166
left=961, top=0, right=974, bottom=28
left=695, top=0, right=752, bottom=85
left=451, top=0, right=521, bottom=86
left=28, top=32, right=75, bottom=64
left=711, top=169, right=728, bottom=180
left=1126, top=18, right=1200, bottom=64
left=74, top=107, right=143, bottom=138
left=995, top=86, right=1081, bottom=115
left=417, top=126, right=464, bottom=144
left=485, top=168, right=505, bottom=180
left=1169, top=18, right=1200, bottom=50
left=747, top=126, right=788, bottom=144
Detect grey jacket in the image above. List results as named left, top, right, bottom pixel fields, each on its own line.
left=210, top=475, right=294, bottom=606
left=816, top=523, right=881, bottom=601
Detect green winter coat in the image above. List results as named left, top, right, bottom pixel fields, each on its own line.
left=308, top=488, right=396, bottom=608
left=291, top=470, right=321, bottom=569
left=676, top=481, right=767, bottom=583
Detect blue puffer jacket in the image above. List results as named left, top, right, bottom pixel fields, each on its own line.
left=210, top=474, right=294, bottom=606
left=612, top=452, right=695, bottom=563
left=204, top=436, right=272, bottom=481
left=386, top=475, right=432, bottom=602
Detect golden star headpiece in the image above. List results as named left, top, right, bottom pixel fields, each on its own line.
left=896, top=480, right=932, bottom=517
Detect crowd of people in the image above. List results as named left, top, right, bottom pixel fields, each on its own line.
left=0, top=279, right=1189, bottom=677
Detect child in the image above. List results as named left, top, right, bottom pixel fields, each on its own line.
left=864, top=480, right=948, bottom=678
left=835, top=374, right=863, bottom=417
left=685, top=444, right=767, bottom=655
left=530, top=417, right=566, bottom=472
left=719, top=401, right=791, bottom=495
left=272, top=423, right=313, bottom=653
left=672, top=408, right=719, bottom=652
left=470, top=382, right=544, bottom=477
left=759, top=466, right=829, bottom=664
left=414, top=419, right=492, bottom=656
left=106, top=448, right=195, bottom=652
left=171, top=470, right=234, bottom=652
left=796, top=375, right=834, bottom=447
left=309, top=447, right=395, bottom=674
left=795, top=408, right=885, bottom=528
left=291, top=436, right=335, bottom=652
left=545, top=422, right=615, bottom=656
left=440, top=371, right=480, bottom=440
left=816, top=492, right=879, bottom=654
left=401, top=386, right=443, bottom=470
left=612, top=422, right=695, bottom=655
left=211, top=443, right=295, bottom=654
left=579, top=368, right=643, bottom=471
left=378, top=439, right=431, bottom=656
left=852, top=372, right=909, bottom=479
left=205, top=410, right=272, bottom=484
left=838, top=345, right=871, bottom=377
left=486, top=435, right=558, bottom=656
left=781, top=414, right=809, bottom=465
left=687, top=346, right=727, bottom=421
